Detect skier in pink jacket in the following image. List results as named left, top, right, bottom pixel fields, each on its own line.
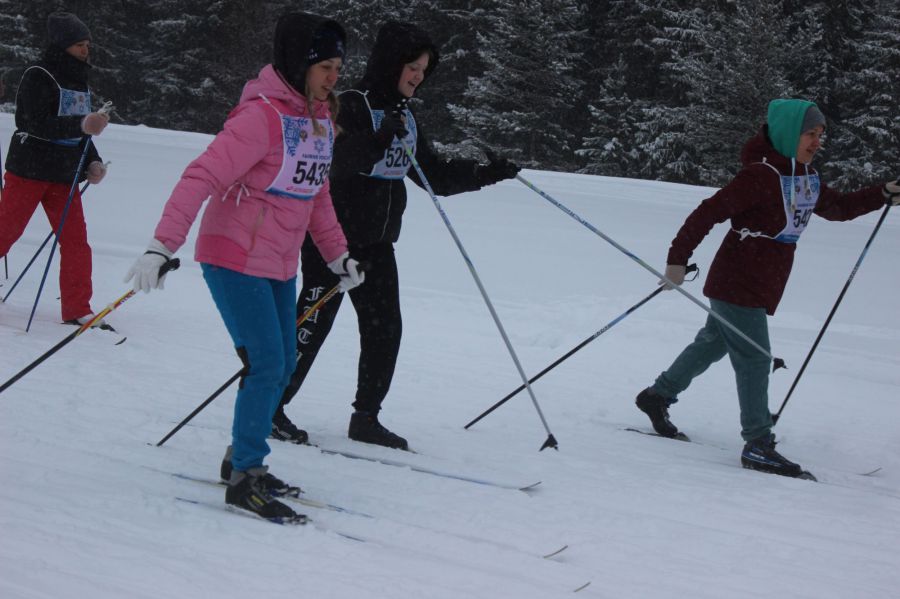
left=124, top=13, right=364, bottom=523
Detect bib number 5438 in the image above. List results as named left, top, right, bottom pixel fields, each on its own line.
left=293, top=160, right=330, bottom=186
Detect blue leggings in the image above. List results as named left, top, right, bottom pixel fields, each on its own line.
left=201, top=264, right=297, bottom=472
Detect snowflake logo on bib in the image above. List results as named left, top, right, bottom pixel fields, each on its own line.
left=282, top=116, right=302, bottom=157
left=314, top=139, right=325, bottom=154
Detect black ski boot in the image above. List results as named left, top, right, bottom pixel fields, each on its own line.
left=270, top=408, right=309, bottom=445
left=635, top=388, right=682, bottom=439
left=741, top=435, right=816, bottom=480
left=220, top=446, right=302, bottom=497
left=348, top=411, right=408, bottom=450
left=225, top=468, right=307, bottom=524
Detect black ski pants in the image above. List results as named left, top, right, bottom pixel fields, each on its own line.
left=278, top=236, right=402, bottom=415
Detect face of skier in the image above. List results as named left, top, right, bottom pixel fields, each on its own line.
left=796, top=125, right=824, bottom=164
left=306, top=57, right=342, bottom=101
left=397, top=52, right=430, bottom=98
left=66, top=40, right=90, bottom=62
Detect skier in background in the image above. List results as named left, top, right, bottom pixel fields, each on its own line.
left=0, top=11, right=109, bottom=326
left=635, top=98, right=899, bottom=479
left=269, top=20, right=520, bottom=451
left=124, top=12, right=364, bottom=522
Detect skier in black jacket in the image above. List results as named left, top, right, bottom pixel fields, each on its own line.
left=270, top=20, right=520, bottom=450
left=1, top=12, right=110, bottom=325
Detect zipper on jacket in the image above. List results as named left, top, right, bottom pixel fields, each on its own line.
left=248, top=207, right=267, bottom=251
left=380, top=181, right=393, bottom=242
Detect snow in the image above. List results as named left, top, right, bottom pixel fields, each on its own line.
left=1, top=112, right=899, bottom=598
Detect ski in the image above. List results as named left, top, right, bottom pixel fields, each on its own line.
left=175, top=496, right=308, bottom=525
left=314, top=446, right=541, bottom=492
left=63, top=321, right=127, bottom=345
left=742, top=463, right=817, bottom=481
left=174, top=495, right=591, bottom=594
left=623, top=427, right=691, bottom=442
left=625, top=428, right=820, bottom=481
left=173, top=471, right=568, bottom=560
left=171, top=472, right=374, bottom=518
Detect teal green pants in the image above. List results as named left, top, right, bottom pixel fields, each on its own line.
left=651, top=299, right=773, bottom=441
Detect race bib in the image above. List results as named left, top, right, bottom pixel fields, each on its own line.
left=56, top=86, right=91, bottom=146
left=773, top=174, right=820, bottom=243
left=367, top=108, right=417, bottom=180
left=266, top=114, right=334, bottom=200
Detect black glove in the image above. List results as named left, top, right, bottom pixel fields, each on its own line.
left=883, top=179, right=900, bottom=206
left=476, top=150, right=521, bottom=186
left=375, top=101, right=409, bottom=146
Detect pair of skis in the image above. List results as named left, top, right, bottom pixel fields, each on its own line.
left=172, top=470, right=591, bottom=593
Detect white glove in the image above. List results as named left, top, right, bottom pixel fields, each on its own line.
left=883, top=180, right=900, bottom=206
left=81, top=111, right=109, bottom=136
left=327, top=252, right=366, bottom=293
left=660, top=264, right=686, bottom=290
left=86, top=161, right=107, bottom=185
left=124, top=238, right=174, bottom=293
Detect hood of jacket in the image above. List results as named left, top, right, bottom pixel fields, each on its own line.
left=239, top=64, right=329, bottom=119
left=358, top=21, right=439, bottom=102
left=272, top=12, right=346, bottom=95
left=40, top=45, right=91, bottom=86
left=740, top=126, right=796, bottom=174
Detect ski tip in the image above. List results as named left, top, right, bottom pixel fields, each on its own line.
left=797, top=470, right=817, bottom=482
left=542, top=544, right=568, bottom=559
left=860, top=467, right=882, bottom=477
left=519, top=481, right=542, bottom=492
left=573, top=581, right=592, bottom=593
left=114, top=336, right=127, bottom=345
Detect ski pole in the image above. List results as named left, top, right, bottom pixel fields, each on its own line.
left=464, top=264, right=699, bottom=429
left=0, top=259, right=180, bottom=395
left=25, top=102, right=112, bottom=332
left=403, top=143, right=558, bottom=451
left=773, top=204, right=892, bottom=424
left=2, top=181, right=91, bottom=304
left=155, top=281, right=343, bottom=447
left=515, top=174, right=786, bottom=371
left=25, top=140, right=94, bottom=332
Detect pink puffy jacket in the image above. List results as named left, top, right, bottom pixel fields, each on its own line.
left=153, top=64, right=347, bottom=281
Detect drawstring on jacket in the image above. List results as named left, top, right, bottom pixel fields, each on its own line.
left=223, top=182, right=250, bottom=205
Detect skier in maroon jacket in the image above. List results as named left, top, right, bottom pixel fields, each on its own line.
left=634, top=98, right=899, bottom=479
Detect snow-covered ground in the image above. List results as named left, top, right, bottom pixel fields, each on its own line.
left=1, top=112, right=898, bottom=598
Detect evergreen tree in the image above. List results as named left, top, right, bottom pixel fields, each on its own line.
left=577, top=58, right=641, bottom=176
left=814, top=0, right=900, bottom=189
left=448, top=0, right=587, bottom=169
left=641, top=2, right=795, bottom=184
left=1, top=0, right=896, bottom=187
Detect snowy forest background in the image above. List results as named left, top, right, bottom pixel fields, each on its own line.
left=1, top=0, right=898, bottom=190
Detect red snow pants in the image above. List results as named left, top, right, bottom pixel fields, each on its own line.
left=0, top=172, right=93, bottom=321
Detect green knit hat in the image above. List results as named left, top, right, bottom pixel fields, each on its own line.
left=766, top=99, right=823, bottom=159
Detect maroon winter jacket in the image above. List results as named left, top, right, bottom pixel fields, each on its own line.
left=667, top=127, right=884, bottom=315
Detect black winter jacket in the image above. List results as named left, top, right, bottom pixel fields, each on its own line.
left=329, top=21, right=486, bottom=248
left=5, top=46, right=101, bottom=184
